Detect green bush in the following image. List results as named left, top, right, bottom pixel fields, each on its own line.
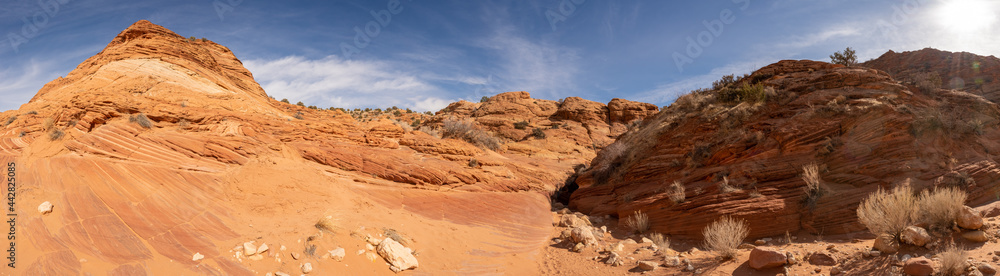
left=719, top=83, right=767, bottom=103
left=513, top=121, right=529, bottom=130
left=480, top=96, right=490, bottom=103
left=281, top=98, right=290, bottom=103
left=830, top=47, right=858, bottom=66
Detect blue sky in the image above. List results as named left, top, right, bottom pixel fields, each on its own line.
left=1, top=0, right=998, bottom=112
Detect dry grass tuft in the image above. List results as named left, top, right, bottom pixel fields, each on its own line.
left=315, top=216, right=336, bottom=234
left=938, top=244, right=968, bottom=276
left=442, top=117, right=501, bottom=150
left=649, top=232, right=670, bottom=249
left=383, top=228, right=410, bottom=246
left=702, top=216, right=749, bottom=260
left=856, top=184, right=917, bottom=240
left=129, top=113, right=153, bottom=128
left=625, top=211, right=650, bottom=234
left=669, top=181, right=686, bottom=204
left=718, top=176, right=740, bottom=193
left=48, top=129, right=64, bottom=140
left=802, top=163, right=826, bottom=206
left=918, top=186, right=967, bottom=232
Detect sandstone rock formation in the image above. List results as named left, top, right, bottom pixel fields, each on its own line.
left=8, top=20, right=656, bottom=275
left=570, top=57, right=1000, bottom=239
left=864, top=48, right=1000, bottom=102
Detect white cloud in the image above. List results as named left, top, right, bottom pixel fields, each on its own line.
left=478, top=29, right=581, bottom=100
left=244, top=55, right=455, bottom=111
left=0, top=59, right=63, bottom=111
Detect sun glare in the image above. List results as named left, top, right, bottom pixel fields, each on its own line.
left=935, top=0, right=998, bottom=33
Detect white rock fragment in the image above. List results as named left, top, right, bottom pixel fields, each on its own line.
left=38, top=201, right=53, bottom=214
left=192, top=252, right=204, bottom=261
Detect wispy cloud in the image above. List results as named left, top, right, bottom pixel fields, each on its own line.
left=477, top=28, right=581, bottom=100
left=0, top=59, right=60, bottom=110
left=244, top=55, right=453, bottom=111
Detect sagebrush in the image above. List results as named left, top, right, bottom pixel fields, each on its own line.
left=702, top=216, right=749, bottom=260
left=625, top=211, right=650, bottom=234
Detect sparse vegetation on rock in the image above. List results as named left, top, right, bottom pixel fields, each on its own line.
left=625, top=211, right=650, bottom=234
left=441, top=117, right=501, bottom=150
left=129, top=113, right=153, bottom=128
left=830, top=47, right=858, bottom=66
left=702, top=216, right=748, bottom=260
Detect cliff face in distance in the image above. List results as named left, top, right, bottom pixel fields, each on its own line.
left=571, top=56, right=1000, bottom=239
left=6, top=20, right=658, bottom=275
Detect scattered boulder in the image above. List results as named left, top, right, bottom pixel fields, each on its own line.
left=377, top=238, right=419, bottom=273
left=749, top=247, right=787, bottom=270
left=37, top=201, right=53, bottom=214
left=873, top=235, right=899, bottom=254
left=274, top=272, right=290, bottom=276
left=570, top=226, right=598, bottom=246
left=979, top=263, right=997, bottom=275
left=637, top=261, right=658, bottom=271
left=290, top=252, right=300, bottom=260
left=902, top=257, right=933, bottom=276
left=192, top=252, right=204, bottom=261
left=243, top=241, right=257, bottom=256
left=958, top=206, right=984, bottom=230
left=901, top=226, right=931, bottom=247
left=809, top=252, right=837, bottom=266
left=785, top=252, right=798, bottom=265
left=640, top=237, right=653, bottom=244
left=963, top=230, right=989, bottom=243
left=605, top=252, right=624, bottom=266
left=256, top=243, right=269, bottom=255
left=572, top=243, right=585, bottom=252
left=248, top=254, right=264, bottom=261
left=300, top=263, right=313, bottom=274
left=330, top=247, right=345, bottom=261
left=559, top=214, right=587, bottom=228
left=664, top=256, right=681, bottom=267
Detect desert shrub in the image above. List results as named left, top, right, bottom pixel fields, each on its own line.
left=424, top=111, right=433, bottom=116
left=856, top=185, right=918, bottom=240
left=417, top=126, right=440, bottom=138
left=480, top=96, right=490, bottom=103
left=410, top=119, right=421, bottom=128
left=129, top=113, right=153, bottom=128
left=688, top=143, right=713, bottom=167
left=802, top=163, right=826, bottom=206
left=296, top=101, right=305, bottom=107
left=513, top=120, right=529, bottom=130
left=917, top=187, right=967, bottom=232
left=621, top=192, right=635, bottom=203
left=830, top=47, right=858, bottom=66
left=383, top=228, right=411, bottom=246
left=442, top=117, right=501, bottom=150
left=280, top=98, right=289, bottom=103
left=702, top=216, right=749, bottom=260
left=4, top=116, right=17, bottom=126
left=293, top=111, right=304, bottom=120
left=42, top=118, right=54, bottom=130
left=25, top=111, right=37, bottom=115
left=48, top=129, right=64, bottom=140
left=649, top=232, right=670, bottom=249
left=713, top=74, right=738, bottom=90
left=390, top=119, right=413, bottom=132
left=593, top=142, right=628, bottom=185
left=938, top=244, right=968, bottom=276
left=532, top=128, right=546, bottom=139
left=315, top=216, right=336, bottom=233
left=468, top=158, right=479, bottom=168
left=669, top=181, right=686, bottom=204
left=625, top=211, right=650, bottom=234
left=718, top=176, right=740, bottom=193
left=911, top=110, right=945, bottom=136
left=67, top=119, right=78, bottom=128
